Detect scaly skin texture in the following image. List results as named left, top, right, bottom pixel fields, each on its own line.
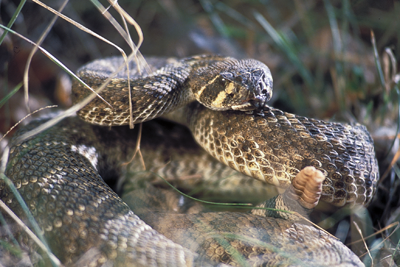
left=2, top=118, right=197, bottom=266
left=1, top=55, right=376, bottom=266
left=124, top=166, right=364, bottom=267
left=139, top=213, right=363, bottom=267
left=186, top=102, right=379, bottom=206
left=3, top=117, right=364, bottom=266
left=74, top=55, right=379, bottom=207
left=73, top=55, right=273, bottom=125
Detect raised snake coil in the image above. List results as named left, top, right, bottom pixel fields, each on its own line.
left=73, top=55, right=379, bottom=207
left=1, top=55, right=379, bottom=266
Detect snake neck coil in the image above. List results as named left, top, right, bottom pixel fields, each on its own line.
left=73, top=55, right=273, bottom=126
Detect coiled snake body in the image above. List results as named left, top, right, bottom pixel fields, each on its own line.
left=2, top=55, right=379, bottom=266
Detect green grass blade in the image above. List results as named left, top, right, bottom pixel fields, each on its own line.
left=371, top=31, right=386, bottom=89
left=254, top=11, right=313, bottom=88
left=0, top=82, right=23, bottom=109
left=0, top=0, right=27, bottom=45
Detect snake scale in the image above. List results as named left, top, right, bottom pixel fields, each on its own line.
left=1, top=55, right=379, bottom=266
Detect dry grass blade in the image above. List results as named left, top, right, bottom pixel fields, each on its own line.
left=378, top=47, right=400, bottom=182
left=360, top=226, right=399, bottom=259
left=107, top=1, right=148, bottom=128
left=4, top=0, right=150, bottom=152
left=23, top=0, right=68, bottom=114
left=0, top=199, right=62, bottom=266
left=347, top=221, right=399, bottom=246
left=33, top=0, right=150, bottom=129
left=303, top=214, right=339, bottom=240
left=1, top=2, right=398, bottom=265
left=117, top=123, right=146, bottom=192
left=0, top=105, right=58, bottom=143
left=32, top=0, right=125, bottom=59
left=353, top=221, right=373, bottom=266
left=122, top=123, right=145, bottom=169
left=30, top=0, right=122, bottom=109
left=0, top=148, right=61, bottom=266
left=0, top=24, right=98, bottom=99
left=0, top=3, right=145, bottom=261
left=381, top=146, right=400, bottom=184
left=107, top=0, right=144, bottom=52
left=0, top=23, right=117, bottom=144
left=70, top=248, right=103, bottom=267
left=91, top=0, right=150, bottom=128
left=0, top=26, right=112, bottom=122
left=383, top=48, right=397, bottom=93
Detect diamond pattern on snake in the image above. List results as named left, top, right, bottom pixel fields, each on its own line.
left=2, top=55, right=378, bottom=266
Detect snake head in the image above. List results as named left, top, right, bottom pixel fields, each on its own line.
left=248, top=68, right=273, bottom=110
left=226, top=65, right=273, bottom=111
left=192, top=58, right=273, bottom=111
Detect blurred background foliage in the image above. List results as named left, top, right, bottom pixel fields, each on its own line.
left=1, top=0, right=400, bottom=266
left=1, top=0, right=399, bottom=126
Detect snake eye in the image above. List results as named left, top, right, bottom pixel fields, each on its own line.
left=224, top=81, right=237, bottom=95
left=221, top=72, right=234, bottom=81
